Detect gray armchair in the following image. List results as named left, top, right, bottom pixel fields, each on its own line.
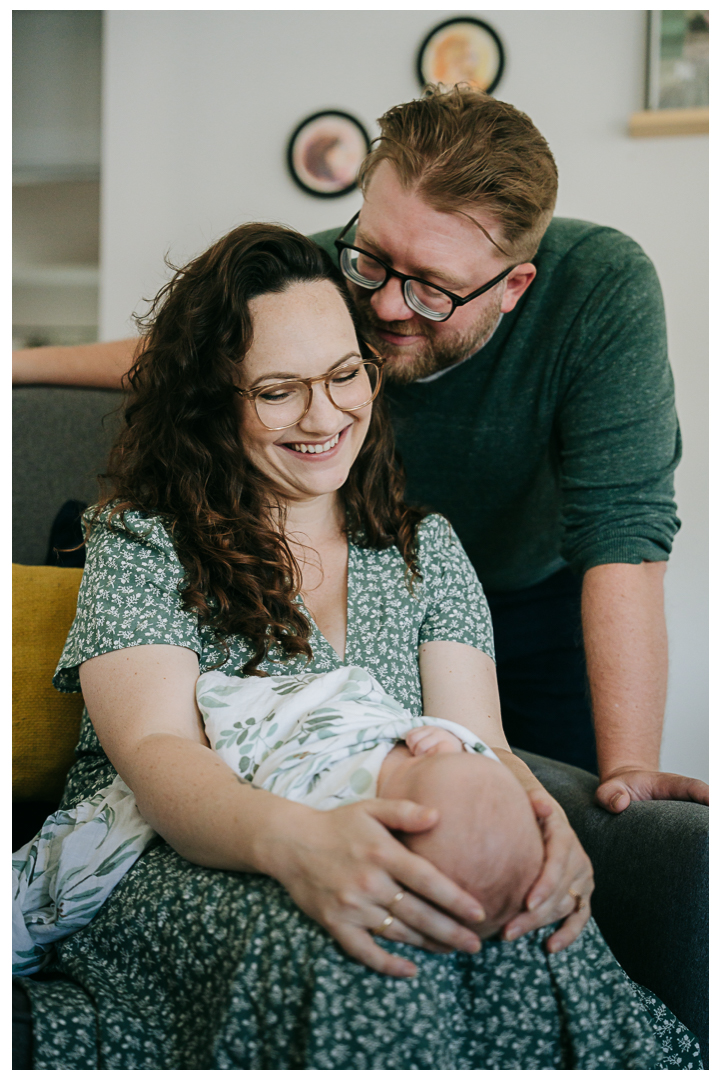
left=12, top=386, right=708, bottom=1067
left=518, top=750, right=708, bottom=1063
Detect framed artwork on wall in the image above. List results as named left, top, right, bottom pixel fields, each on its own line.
left=287, top=111, right=370, bottom=199
left=416, top=17, right=505, bottom=95
left=629, top=10, right=708, bottom=137
left=646, top=9, right=708, bottom=110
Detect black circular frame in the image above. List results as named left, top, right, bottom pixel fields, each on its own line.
left=416, top=16, right=506, bottom=96
left=286, top=110, right=371, bottom=200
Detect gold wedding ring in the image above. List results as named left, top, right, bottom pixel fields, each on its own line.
left=371, top=892, right=405, bottom=936
left=371, top=913, right=395, bottom=937
left=568, top=888, right=587, bottom=912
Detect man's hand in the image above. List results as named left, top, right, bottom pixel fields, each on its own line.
left=582, top=562, right=709, bottom=815
left=596, top=768, right=709, bottom=813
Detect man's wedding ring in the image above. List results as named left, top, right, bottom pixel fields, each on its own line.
left=371, top=914, right=395, bottom=937
left=568, top=888, right=587, bottom=912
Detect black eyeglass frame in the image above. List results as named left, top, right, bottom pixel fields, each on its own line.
left=234, top=355, right=387, bottom=431
left=334, top=211, right=517, bottom=323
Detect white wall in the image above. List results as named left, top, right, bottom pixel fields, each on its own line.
left=100, top=10, right=708, bottom=781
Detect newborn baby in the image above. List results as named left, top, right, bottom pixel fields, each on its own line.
left=197, top=666, right=544, bottom=937
left=378, top=730, right=544, bottom=939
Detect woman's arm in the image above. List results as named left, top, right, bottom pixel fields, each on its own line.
left=419, top=639, right=594, bottom=952
left=80, top=643, right=298, bottom=870
left=12, top=338, right=137, bottom=387
left=80, top=643, right=488, bottom=977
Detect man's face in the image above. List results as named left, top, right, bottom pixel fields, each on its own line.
left=350, top=160, right=532, bottom=383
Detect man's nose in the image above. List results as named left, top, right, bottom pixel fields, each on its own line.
left=370, top=275, right=415, bottom=323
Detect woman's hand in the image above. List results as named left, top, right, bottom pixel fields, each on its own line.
left=417, top=640, right=593, bottom=953
left=499, top=786, right=594, bottom=953
left=271, top=797, right=486, bottom=978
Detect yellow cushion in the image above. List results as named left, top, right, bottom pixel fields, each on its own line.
left=13, top=564, right=84, bottom=802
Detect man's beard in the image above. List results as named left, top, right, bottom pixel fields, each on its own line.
left=351, top=288, right=504, bottom=384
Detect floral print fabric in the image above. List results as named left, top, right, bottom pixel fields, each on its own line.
left=19, top=858, right=701, bottom=1070
left=15, top=508, right=702, bottom=1069
left=53, top=509, right=495, bottom=705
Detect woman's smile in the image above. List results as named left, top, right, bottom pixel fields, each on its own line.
left=280, top=426, right=348, bottom=459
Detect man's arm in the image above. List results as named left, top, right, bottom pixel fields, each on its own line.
left=12, top=338, right=138, bottom=388
left=582, top=560, right=708, bottom=811
left=552, top=232, right=706, bottom=809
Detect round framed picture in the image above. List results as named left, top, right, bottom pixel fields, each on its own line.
left=417, top=17, right=505, bottom=95
left=287, top=110, right=371, bottom=199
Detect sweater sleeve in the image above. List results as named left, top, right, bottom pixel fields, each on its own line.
left=555, top=238, right=681, bottom=573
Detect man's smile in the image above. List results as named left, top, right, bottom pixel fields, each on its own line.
left=376, top=328, right=426, bottom=347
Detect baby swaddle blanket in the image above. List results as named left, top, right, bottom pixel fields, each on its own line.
left=197, top=665, right=498, bottom=809
left=12, top=776, right=156, bottom=975
left=13, top=665, right=496, bottom=974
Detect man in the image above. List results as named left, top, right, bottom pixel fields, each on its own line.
left=13, top=87, right=708, bottom=819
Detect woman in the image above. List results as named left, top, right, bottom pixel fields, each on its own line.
left=17, top=225, right=700, bottom=1069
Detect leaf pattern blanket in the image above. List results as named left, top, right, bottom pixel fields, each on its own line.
left=197, top=664, right=497, bottom=807
left=12, top=777, right=155, bottom=975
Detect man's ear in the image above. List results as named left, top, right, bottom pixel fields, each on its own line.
left=501, top=264, right=536, bottom=313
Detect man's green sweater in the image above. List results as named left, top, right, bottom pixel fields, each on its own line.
left=312, top=218, right=681, bottom=592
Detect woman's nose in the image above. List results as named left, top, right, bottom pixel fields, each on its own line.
left=369, top=275, right=415, bottom=323
left=298, top=384, right=345, bottom=433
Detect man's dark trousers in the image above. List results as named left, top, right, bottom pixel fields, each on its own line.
left=485, top=567, right=599, bottom=775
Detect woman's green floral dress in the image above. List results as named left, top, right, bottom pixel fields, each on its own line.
left=17, top=510, right=701, bottom=1069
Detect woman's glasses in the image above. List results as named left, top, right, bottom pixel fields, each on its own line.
left=235, top=357, right=385, bottom=431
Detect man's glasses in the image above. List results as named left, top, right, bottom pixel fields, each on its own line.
left=235, top=356, right=385, bottom=431
left=335, top=211, right=516, bottom=323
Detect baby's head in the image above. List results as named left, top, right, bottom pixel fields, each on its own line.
left=398, top=752, right=544, bottom=939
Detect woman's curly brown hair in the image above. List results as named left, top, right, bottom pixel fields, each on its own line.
left=93, top=222, right=426, bottom=675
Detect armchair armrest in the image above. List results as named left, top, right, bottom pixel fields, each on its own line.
left=515, top=748, right=708, bottom=1067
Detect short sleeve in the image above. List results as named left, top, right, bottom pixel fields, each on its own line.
left=53, top=509, right=203, bottom=692
left=417, top=516, right=495, bottom=661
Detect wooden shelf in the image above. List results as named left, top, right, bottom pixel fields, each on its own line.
left=628, top=107, right=709, bottom=138
left=13, top=166, right=100, bottom=186
left=13, top=264, right=99, bottom=287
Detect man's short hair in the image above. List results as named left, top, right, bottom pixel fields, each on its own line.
left=358, top=85, right=558, bottom=263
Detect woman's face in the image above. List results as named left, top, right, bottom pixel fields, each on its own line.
left=239, top=279, right=373, bottom=504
